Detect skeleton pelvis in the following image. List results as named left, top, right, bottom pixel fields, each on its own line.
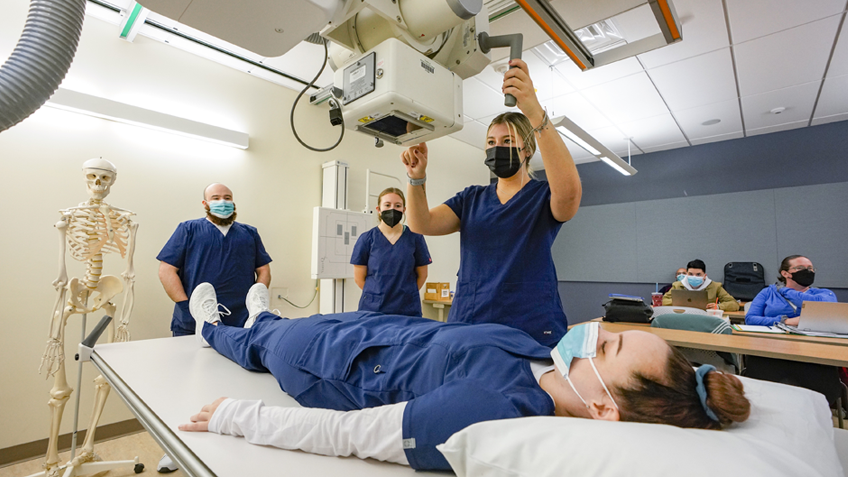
left=68, top=276, right=123, bottom=313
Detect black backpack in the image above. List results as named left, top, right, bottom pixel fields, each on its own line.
left=723, top=262, right=766, bottom=301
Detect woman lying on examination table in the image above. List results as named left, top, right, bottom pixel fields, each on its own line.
left=745, top=255, right=837, bottom=326
left=180, top=283, right=750, bottom=471
left=351, top=187, right=431, bottom=317
left=400, top=59, right=581, bottom=347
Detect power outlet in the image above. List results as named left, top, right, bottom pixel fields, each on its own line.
left=271, top=287, right=288, bottom=306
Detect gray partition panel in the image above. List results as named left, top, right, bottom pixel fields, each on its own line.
left=554, top=202, right=638, bottom=282
left=554, top=182, right=848, bottom=287
left=775, top=182, right=848, bottom=288
left=634, top=189, right=779, bottom=283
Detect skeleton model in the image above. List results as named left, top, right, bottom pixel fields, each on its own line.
left=38, top=159, right=138, bottom=477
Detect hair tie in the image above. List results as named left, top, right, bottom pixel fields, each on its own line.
left=695, top=365, right=719, bottom=422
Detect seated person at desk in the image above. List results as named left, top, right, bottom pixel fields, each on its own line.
left=743, top=255, right=840, bottom=405
left=180, top=283, right=750, bottom=471
left=662, top=259, right=740, bottom=311
left=745, top=255, right=837, bottom=326
left=659, top=267, right=687, bottom=295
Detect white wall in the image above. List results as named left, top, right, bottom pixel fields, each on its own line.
left=0, top=4, right=488, bottom=450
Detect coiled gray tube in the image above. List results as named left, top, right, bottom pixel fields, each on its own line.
left=0, top=0, right=87, bottom=133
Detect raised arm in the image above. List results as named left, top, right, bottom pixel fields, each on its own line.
left=401, top=143, right=460, bottom=236
left=503, top=59, right=582, bottom=222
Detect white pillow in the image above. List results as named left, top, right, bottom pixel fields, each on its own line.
left=437, top=376, right=843, bottom=477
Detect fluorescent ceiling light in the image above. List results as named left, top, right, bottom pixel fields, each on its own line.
left=46, top=88, right=249, bottom=149
left=551, top=115, right=637, bottom=176
left=600, top=156, right=632, bottom=176
left=555, top=126, right=600, bottom=155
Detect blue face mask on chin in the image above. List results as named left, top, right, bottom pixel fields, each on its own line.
left=208, top=200, right=234, bottom=218
left=687, top=276, right=704, bottom=288
left=550, top=321, right=619, bottom=410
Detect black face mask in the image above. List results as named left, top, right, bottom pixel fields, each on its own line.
left=790, top=269, right=815, bottom=287
left=485, top=146, right=526, bottom=178
left=381, top=209, right=403, bottom=227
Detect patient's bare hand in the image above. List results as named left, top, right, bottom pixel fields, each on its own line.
left=179, top=397, right=227, bottom=432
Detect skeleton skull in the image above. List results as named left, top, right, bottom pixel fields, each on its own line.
left=82, top=158, right=118, bottom=200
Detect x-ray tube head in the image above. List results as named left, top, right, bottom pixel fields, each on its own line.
left=335, top=38, right=462, bottom=146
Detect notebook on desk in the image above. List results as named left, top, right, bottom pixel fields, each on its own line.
left=670, top=290, right=709, bottom=309
left=796, top=301, right=848, bottom=335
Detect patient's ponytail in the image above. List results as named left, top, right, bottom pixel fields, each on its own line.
left=616, top=346, right=750, bottom=430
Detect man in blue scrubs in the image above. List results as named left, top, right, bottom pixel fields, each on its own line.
left=158, top=183, right=272, bottom=335
left=156, top=183, right=272, bottom=472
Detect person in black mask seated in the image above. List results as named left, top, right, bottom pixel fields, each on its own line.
left=351, top=187, right=431, bottom=317
left=399, top=58, right=582, bottom=347
left=744, top=255, right=841, bottom=405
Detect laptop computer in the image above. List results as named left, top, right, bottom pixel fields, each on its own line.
left=670, top=289, right=709, bottom=309
left=797, top=301, right=848, bottom=334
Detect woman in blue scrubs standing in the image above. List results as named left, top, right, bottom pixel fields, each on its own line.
left=401, top=59, right=581, bottom=346
left=351, top=187, right=431, bottom=316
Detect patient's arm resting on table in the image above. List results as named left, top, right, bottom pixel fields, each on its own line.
left=181, top=398, right=409, bottom=466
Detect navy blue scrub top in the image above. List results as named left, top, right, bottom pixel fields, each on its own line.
left=443, top=179, right=567, bottom=346
left=350, top=225, right=431, bottom=316
left=157, top=218, right=272, bottom=332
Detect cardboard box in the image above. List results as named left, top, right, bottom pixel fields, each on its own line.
left=425, top=282, right=451, bottom=301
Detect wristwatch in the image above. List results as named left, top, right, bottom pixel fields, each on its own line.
left=408, top=175, right=426, bottom=186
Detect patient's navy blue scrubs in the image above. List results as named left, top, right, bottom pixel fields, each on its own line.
left=443, top=179, right=567, bottom=347
left=350, top=226, right=431, bottom=316
left=158, top=218, right=272, bottom=333
left=202, top=311, right=555, bottom=471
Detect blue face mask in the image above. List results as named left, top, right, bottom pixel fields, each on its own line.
left=551, top=322, right=619, bottom=409
left=677, top=274, right=686, bottom=282
left=208, top=200, right=234, bottom=218
left=687, top=276, right=704, bottom=288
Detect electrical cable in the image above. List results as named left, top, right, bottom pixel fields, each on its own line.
left=281, top=280, right=320, bottom=309
left=290, top=38, right=345, bottom=152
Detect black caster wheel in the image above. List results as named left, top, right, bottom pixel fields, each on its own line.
left=134, top=462, right=145, bottom=473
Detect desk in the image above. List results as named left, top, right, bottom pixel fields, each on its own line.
left=423, top=299, right=452, bottom=322
left=723, top=310, right=746, bottom=324
left=599, top=321, right=848, bottom=367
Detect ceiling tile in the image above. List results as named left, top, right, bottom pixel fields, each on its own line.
left=546, top=92, right=613, bottom=131
left=642, top=140, right=690, bottom=153
left=647, top=47, right=737, bottom=111
left=746, top=119, right=808, bottom=136
left=448, top=119, right=488, bottom=149
left=741, top=81, right=821, bottom=130
left=690, top=131, right=745, bottom=146
left=585, top=125, right=633, bottom=156
left=638, top=0, right=731, bottom=69
left=811, top=112, right=848, bottom=126
left=673, top=98, right=743, bottom=140
left=478, top=108, right=521, bottom=126
left=725, top=0, right=845, bottom=44
left=618, top=113, right=687, bottom=150
left=580, top=72, right=670, bottom=124
left=734, top=16, right=841, bottom=96
left=462, top=77, right=511, bottom=120
left=813, top=74, right=848, bottom=119
left=554, top=57, right=644, bottom=91
left=827, top=18, right=848, bottom=78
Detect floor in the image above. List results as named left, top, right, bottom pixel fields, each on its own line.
left=0, top=432, right=186, bottom=477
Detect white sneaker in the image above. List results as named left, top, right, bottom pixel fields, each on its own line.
left=244, top=283, right=271, bottom=328
left=157, top=453, right=178, bottom=473
left=190, top=282, right=227, bottom=346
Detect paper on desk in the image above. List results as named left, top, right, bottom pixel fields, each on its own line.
left=731, top=324, right=784, bottom=334
left=774, top=322, right=848, bottom=338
